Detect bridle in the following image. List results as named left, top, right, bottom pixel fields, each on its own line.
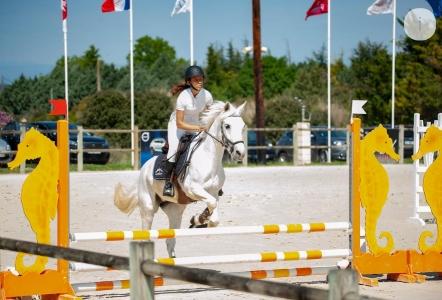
left=204, top=116, right=245, bottom=155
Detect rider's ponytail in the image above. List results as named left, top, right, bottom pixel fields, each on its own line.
left=171, top=83, right=191, bottom=96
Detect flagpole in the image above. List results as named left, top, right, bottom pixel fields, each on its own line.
left=129, top=0, right=135, bottom=167
left=190, top=0, right=194, bottom=64
left=391, top=0, right=396, bottom=128
left=63, top=18, right=69, bottom=121
left=327, top=0, right=331, bottom=163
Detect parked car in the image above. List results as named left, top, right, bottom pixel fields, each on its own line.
left=246, top=131, right=275, bottom=163
left=0, top=138, right=12, bottom=166
left=30, top=121, right=110, bottom=164
left=311, top=129, right=347, bottom=162
left=221, top=131, right=275, bottom=163
left=275, top=130, right=293, bottom=162
left=275, top=129, right=347, bottom=163
left=1, top=121, right=32, bottom=151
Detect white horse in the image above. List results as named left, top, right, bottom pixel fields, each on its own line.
left=114, top=101, right=246, bottom=257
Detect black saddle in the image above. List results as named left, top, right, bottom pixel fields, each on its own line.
left=153, top=134, right=201, bottom=180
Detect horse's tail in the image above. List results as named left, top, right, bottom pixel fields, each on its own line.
left=114, top=182, right=138, bottom=215
left=15, top=252, right=48, bottom=275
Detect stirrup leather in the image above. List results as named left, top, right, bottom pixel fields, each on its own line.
left=163, top=181, right=174, bottom=197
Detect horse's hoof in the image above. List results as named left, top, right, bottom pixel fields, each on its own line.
left=195, top=224, right=208, bottom=228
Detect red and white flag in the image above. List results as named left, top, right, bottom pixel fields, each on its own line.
left=305, top=0, right=328, bottom=20
left=61, top=0, right=67, bottom=31
left=367, top=0, right=393, bottom=15
left=102, top=0, right=130, bottom=13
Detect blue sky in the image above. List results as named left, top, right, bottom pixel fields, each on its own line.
left=0, top=0, right=432, bottom=83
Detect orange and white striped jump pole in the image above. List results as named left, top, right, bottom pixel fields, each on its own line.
left=70, top=248, right=350, bottom=271
left=70, top=222, right=351, bottom=242
left=72, top=265, right=337, bottom=293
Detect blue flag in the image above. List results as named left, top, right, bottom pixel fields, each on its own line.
left=426, top=0, right=442, bottom=17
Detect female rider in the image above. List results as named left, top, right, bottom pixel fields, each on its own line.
left=163, top=65, right=213, bottom=196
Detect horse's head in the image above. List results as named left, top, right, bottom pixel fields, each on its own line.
left=363, top=124, right=400, bottom=161
left=219, top=102, right=247, bottom=162
left=8, top=128, right=54, bottom=170
left=412, top=125, right=442, bottom=161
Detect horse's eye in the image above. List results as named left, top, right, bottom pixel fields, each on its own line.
left=225, top=124, right=231, bottom=130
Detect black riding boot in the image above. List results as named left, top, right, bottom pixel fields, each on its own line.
left=163, top=161, right=175, bottom=197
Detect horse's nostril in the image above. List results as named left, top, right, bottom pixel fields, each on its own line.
left=236, top=150, right=241, bottom=156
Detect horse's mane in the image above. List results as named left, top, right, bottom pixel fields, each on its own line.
left=200, top=101, right=233, bottom=126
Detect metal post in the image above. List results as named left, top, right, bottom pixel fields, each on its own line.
left=301, top=105, right=306, bottom=122
left=77, top=126, right=83, bottom=172
left=130, top=241, right=154, bottom=300
left=398, top=125, right=404, bottom=164
left=134, top=126, right=139, bottom=170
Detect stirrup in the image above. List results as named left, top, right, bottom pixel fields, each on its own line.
left=163, top=182, right=174, bottom=197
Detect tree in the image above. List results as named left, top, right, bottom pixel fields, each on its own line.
left=79, top=45, right=100, bottom=69
left=135, top=90, right=172, bottom=129
left=0, top=110, right=13, bottom=127
left=77, top=89, right=173, bottom=147
left=0, top=75, right=36, bottom=115
left=395, top=19, right=442, bottom=123
left=78, top=90, right=130, bottom=146
left=133, top=36, right=177, bottom=68
left=350, top=40, right=392, bottom=125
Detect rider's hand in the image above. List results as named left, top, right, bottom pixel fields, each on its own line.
left=198, top=125, right=207, bottom=132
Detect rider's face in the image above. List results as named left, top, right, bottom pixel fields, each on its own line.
left=190, top=76, right=204, bottom=90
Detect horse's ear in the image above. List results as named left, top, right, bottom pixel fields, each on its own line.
left=224, top=102, right=230, bottom=112
left=236, top=101, right=247, bottom=116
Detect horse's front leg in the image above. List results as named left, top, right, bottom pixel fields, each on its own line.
left=189, top=187, right=219, bottom=227
left=160, top=202, right=186, bottom=258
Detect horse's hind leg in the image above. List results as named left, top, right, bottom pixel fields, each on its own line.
left=160, top=202, right=186, bottom=258
left=138, top=188, right=159, bottom=230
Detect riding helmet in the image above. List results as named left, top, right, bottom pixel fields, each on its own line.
left=184, top=65, right=205, bottom=81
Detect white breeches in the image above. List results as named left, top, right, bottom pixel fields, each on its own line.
left=166, top=118, right=185, bottom=162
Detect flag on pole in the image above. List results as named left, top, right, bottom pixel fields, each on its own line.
left=49, top=99, right=67, bottom=116
left=61, top=0, right=67, bottom=20
left=367, top=0, right=393, bottom=15
left=425, top=0, right=442, bottom=17
left=102, top=0, right=130, bottom=13
left=171, top=0, right=191, bottom=16
left=305, top=0, right=328, bottom=20
left=61, top=0, right=67, bottom=31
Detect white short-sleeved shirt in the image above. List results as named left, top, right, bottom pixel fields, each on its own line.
left=173, top=88, right=213, bottom=125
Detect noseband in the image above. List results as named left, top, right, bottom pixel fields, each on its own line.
left=204, top=116, right=244, bottom=154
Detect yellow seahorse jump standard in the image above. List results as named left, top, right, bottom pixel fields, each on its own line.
left=412, top=125, right=442, bottom=254
left=351, top=118, right=442, bottom=286
left=7, top=128, right=58, bottom=274
left=360, top=125, right=399, bottom=255
left=0, top=120, right=76, bottom=299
